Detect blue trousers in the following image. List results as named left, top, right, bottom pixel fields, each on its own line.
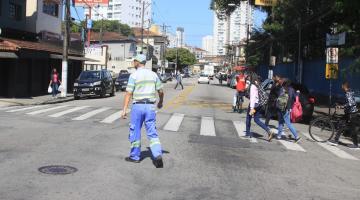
left=277, top=110, right=299, bottom=139
left=129, top=104, right=162, bottom=161
left=246, top=106, right=270, bottom=138
left=51, top=83, right=59, bottom=97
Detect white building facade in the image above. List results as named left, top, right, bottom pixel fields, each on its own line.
left=213, top=1, right=253, bottom=56
left=86, top=0, right=152, bottom=28
left=176, top=27, right=185, bottom=48
left=202, top=35, right=214, bottom=56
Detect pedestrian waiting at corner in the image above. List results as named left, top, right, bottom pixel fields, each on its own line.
left=49, top=68, right=61, bottom=98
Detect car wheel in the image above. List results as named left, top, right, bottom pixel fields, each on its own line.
left=198, top=82, right=200, bottom=84
left=100, top=89, right=106, bottom=98
left=208, top=82, right=210, bottom=84
left=74, top=95, right=80, bottom=100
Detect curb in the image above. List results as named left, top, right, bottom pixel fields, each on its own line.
left=0, top=97, right=74, bottom=107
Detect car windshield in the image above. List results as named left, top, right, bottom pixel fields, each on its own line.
left=118, top=74, right=130, bottom=80
left=79, top=71, right=101, bottom=80
left=200, top=74, right=207, bottom=77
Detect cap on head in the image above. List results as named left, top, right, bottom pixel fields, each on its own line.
left=134, top=54, right=147, bottom=64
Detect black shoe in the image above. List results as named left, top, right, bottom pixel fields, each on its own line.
left=125, top=157, right=140, bottom=163
left=153, top=156, right=164, bottom=168
left=328, top=140, right=339, bottom=146
left=294, top=137, right=302, bottom=144
left=348, top=144, right=360, bottom=149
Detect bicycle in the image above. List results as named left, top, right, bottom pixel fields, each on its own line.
left=234, top=92, right=244, bottom=113
left=308, top=106, right=347, bottom=142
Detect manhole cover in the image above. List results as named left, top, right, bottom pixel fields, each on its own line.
left=38, top=165, right=78, bottom=175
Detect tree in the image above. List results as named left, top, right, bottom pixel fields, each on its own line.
left=166, top=48, right=197, bottom=69
left=69, top=20, right=134, bottom=37
left=92, top=20, right=133, bottom=36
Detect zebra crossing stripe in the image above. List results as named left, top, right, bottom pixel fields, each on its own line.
left=200, top=117, right=216, bottom=136
left=72, top=107, right=111, bottom=121
left=0, top=106, right=21, bottom=111
left=302, top=132, right=358, bottom=160
left=233, top=121, right=247, bottom=138
left=27, top=105, right=69, bottom=115
left=6, top=105, right=47, bottom=113
left=278, top=140, right=306, bottom=152
left=49, top=106, right=90, bottom=118
left=163, top=113, right=185, bottom=132
left=100, top=111, right=123, bottom=124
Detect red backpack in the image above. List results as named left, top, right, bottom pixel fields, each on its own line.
left=291, top=95, right=303, bottom=123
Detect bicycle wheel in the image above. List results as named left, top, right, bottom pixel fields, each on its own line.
left=309, top=117, right=335, bottom=142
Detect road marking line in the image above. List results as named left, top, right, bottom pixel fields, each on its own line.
left=49, top=106, right=90, bottom=118
left=278, top=140, right=306, bottom=152
left=0, top=106, right=22, bottom=111
left=27, top=105, right=69, bottom=115
left=233, top=121, right=246, bottom=137
left=72, top=107, right=111, bottom=121
left=302, top=132, right=358, bottom=160
left=100, top=111, right=123, bottom=124
left=6, top=105, right=47, bottom=113
left=233, top=121, right=258, bottom=143
left=200, top=117, right=216, bottom=136
left=163, top=113, right=184, bottom=132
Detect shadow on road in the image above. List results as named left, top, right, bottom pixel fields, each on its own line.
left=140, top=148, right=170, bottom=162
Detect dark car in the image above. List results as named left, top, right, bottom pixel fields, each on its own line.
left=73, top=70, right=115, bottom=100
left=161, top=73, right=173, bottom=83
left=115, top=73, right=130, bottom=91
left=291, top=83, right=316, bottom=123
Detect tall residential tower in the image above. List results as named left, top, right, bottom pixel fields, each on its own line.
left=213, top=1, right=253, bottom=56
left=85, top=0, right=152, bottom=28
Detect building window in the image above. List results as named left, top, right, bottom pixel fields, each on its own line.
left=107, top=13, right=113, bottom=18
left=114, top=4, right=121, bottom=10
left=9, top=0, right=23, bottom=21
left=43, top=1, right=59, bottom=17
left=108, top=5, right=113, bottom=10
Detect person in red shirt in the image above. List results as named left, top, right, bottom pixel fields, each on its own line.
left=233, top=71, right=246, bottom=112
left=49, top=68, right=61, bottom=98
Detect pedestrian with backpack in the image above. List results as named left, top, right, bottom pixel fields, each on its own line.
left=245, top=74, right=273, bottom=142
left=275, top=79, right=301, bottom=143
left=265, top=75, right=282, bottom=126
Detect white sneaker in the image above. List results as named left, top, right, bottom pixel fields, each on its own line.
left=249, top=137, right=257, bottom=143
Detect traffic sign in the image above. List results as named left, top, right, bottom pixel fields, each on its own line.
left=326, top=32, right=346, bottom=47
left=255, top=0, right=278, bottom=6
left=326, top=48, right=338, bottom=64
left=325, top=63, right=338, bottom=79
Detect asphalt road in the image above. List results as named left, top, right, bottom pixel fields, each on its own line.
left=0, top=78, right=360, bottom=200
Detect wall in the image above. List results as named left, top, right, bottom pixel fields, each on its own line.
left=257, top=58, right=360, bottom=99
left=35, top=0, right=63, bottom=35
left=0, top=0, right=27, bottom=31
left=106, top=42, right=136, bottom=73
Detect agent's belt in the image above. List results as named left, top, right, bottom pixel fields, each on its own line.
left=133, top=101, right=155, bottom=104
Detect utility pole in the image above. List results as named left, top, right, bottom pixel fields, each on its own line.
left=140, top=1, right=145, bottom=53
left=86, top=7, right=92, bottom=47
left=160, top=23, right=171, bottom=73
left=61, top=0, right=70, bottom=98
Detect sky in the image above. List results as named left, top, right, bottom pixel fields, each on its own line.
left=71, top=0, right=267, bottom=47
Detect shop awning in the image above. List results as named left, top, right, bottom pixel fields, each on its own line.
left=50, top=54, right=99, bottom=62
left=0, top=52, right=18, bottom=59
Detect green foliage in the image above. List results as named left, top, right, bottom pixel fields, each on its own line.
left=92, top=20, right=133, bottom=36
left=69, top=20, right=133, bottom=37
left=166, top=48, right=197, bottom=67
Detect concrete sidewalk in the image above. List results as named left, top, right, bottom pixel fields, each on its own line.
left=0, top=94, right=74, bottom=107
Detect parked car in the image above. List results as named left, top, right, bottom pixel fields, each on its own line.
left=73, top=70, right=115, bottom=100
left=115, top=73, right=130, bottom=91
left=291, top=83, right=316, bottom=123
left=161, top=73, right=173, bottom=83
left=198, top=74, right=210, bottom=84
